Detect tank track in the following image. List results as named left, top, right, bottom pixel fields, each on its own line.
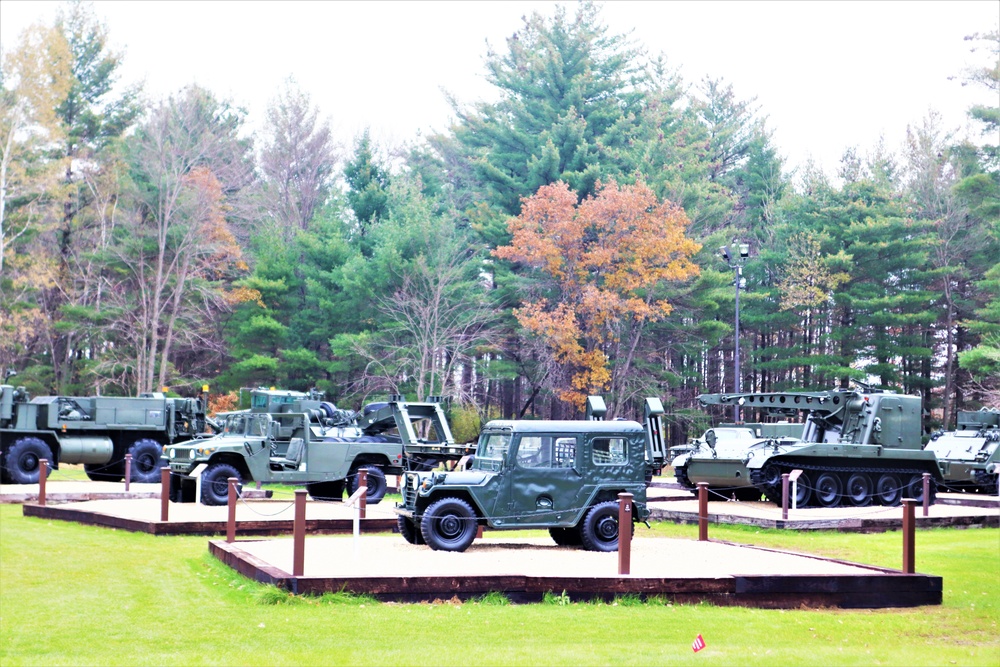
left=673, top=462, right=696, bottom=492
left=973, top=469, right=1000, bottom=495
left=749, top=461, right=938, bottom=508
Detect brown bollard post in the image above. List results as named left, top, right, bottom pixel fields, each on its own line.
left=38, top=459, right=47, bottom=507
left=226, top=477, right=238, bottom=543
left=902, top=498, right=916, bottom=574
left=697, top=482, right=709, bottom=541
left=124, top=454, right=132, bottom=492
left=160, top=467, right=170, bottom=521
left=293, top=489, right=306, bottom=576
left=618, top=492, right=633, bottom=575
left=922, top=473, right=931, bottom=517
left=358, top=468, right=367, bottom=520
left=781, top=473, right=790, bottom=521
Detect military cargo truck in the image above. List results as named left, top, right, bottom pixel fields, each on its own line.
left=674, top=385, right=943, bottom=507
left=167, top=397, right=473, bottom=505
left=395, top=398, right=667, bottom=552
left=0, top=381, right=208, bottom=484
left=927, top=408, right=1000, bottom=494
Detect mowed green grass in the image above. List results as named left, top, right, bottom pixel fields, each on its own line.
left=0, top=504, right=997, bottom=666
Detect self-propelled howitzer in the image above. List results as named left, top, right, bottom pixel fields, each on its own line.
left=674, top=386, right=942, bottom=507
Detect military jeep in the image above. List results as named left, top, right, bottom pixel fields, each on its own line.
left=395, top=418, right=658, bottom=552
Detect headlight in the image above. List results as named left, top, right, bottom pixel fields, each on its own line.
left=168, top=448, right=176, bottom=458
left=410, top=475, right=418, bottom=489
left=189, top=449, right=197, bottom=459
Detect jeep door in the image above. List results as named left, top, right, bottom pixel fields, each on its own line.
left=503, top=433, right=587, bottom=526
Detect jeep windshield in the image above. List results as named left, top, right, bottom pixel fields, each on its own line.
left=472, top=432, right=511, bottom=471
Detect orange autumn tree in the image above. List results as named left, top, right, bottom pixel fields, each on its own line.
left=495, top=180, right=701, bottom=412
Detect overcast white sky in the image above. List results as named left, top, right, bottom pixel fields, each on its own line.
left=1, top=1, right=996, bottom=176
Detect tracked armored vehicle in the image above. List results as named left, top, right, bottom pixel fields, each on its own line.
left=670, top=423, right=803, bottom=500
left=927, top=408, right=1000, bottom=494
left=674, top=385, right=942, bottom=507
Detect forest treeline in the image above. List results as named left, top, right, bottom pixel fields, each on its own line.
left=2, top=2, right=997, bottom=442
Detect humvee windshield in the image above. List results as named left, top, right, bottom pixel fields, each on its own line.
left=473, top=432, right=511, bottom=471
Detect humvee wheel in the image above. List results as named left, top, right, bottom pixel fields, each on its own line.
left=307, top=481, right=344, bottom=501
left=845, top=472, right=873, bottom=506
left=814, top=472, right=842, bottom=507
left=397, top=515, right=424, bottom=545
left=549, top=526, right=582, bottom=546
left=201, top=463, right=242, bottom=506
left=127, top=439, right=164, bottom=483
left=580, top=501, right=624, bottom=552
left=5, top=437, right=53, bottom=484
left=420, top=497, right=478, bottom=552
left=875, top=473, right=902, bottom=505
left=346, top=465, right=388, bottom=504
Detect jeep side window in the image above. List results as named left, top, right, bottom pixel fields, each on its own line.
left=474, top=433, right=511, bottom=471
left=516, top=436, right=552, bottom=468
left=592, top=437, right=627, bottom=464
left=553, top=437, right=576, bottom=468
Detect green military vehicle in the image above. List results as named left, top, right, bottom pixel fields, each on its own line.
left=674, top=385, right=943, bottom=507
left=669, top=422, right=803, bottom=500
left=395, top=398, right=667, bottom=553
left=167, top=396, right=473, bottom=505
left=0, top=377, right=208, bottom=484
left=927, top=408, right=1000, bottom=494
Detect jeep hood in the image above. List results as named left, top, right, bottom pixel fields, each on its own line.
left=440, top=471, right=491, bottom=485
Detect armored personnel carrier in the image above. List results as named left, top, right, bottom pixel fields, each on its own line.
left=926, top=408, right=1000, bottom=494
left=674, top=385, right=942, bottom=507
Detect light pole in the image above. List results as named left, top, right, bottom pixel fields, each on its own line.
left=720, top=240, right=749, bottom=422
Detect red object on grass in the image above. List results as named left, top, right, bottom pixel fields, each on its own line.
left=692, top=634, right=706, bottom=652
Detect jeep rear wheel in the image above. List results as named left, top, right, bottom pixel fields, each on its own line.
left=420, top=497, right=478, bottom=552
left=580, top=500, right=627, bottom=552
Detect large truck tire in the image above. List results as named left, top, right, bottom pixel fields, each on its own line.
left=346, top=465, right=388, bottom=504
left=420, top=497, right=478, bottom=552
left=200, top=463, right=242, bottom=506
left=4, top=437, right=54, bottom=484
left=127, top=439, right=163, bottom=483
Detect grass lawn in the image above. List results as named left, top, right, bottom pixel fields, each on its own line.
left=0, top=503, right=997, bottom=666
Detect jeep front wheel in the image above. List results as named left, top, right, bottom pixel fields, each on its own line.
left=420, top=497, right=478, bottom=552
left=580, top=500, right=625, bottom=552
